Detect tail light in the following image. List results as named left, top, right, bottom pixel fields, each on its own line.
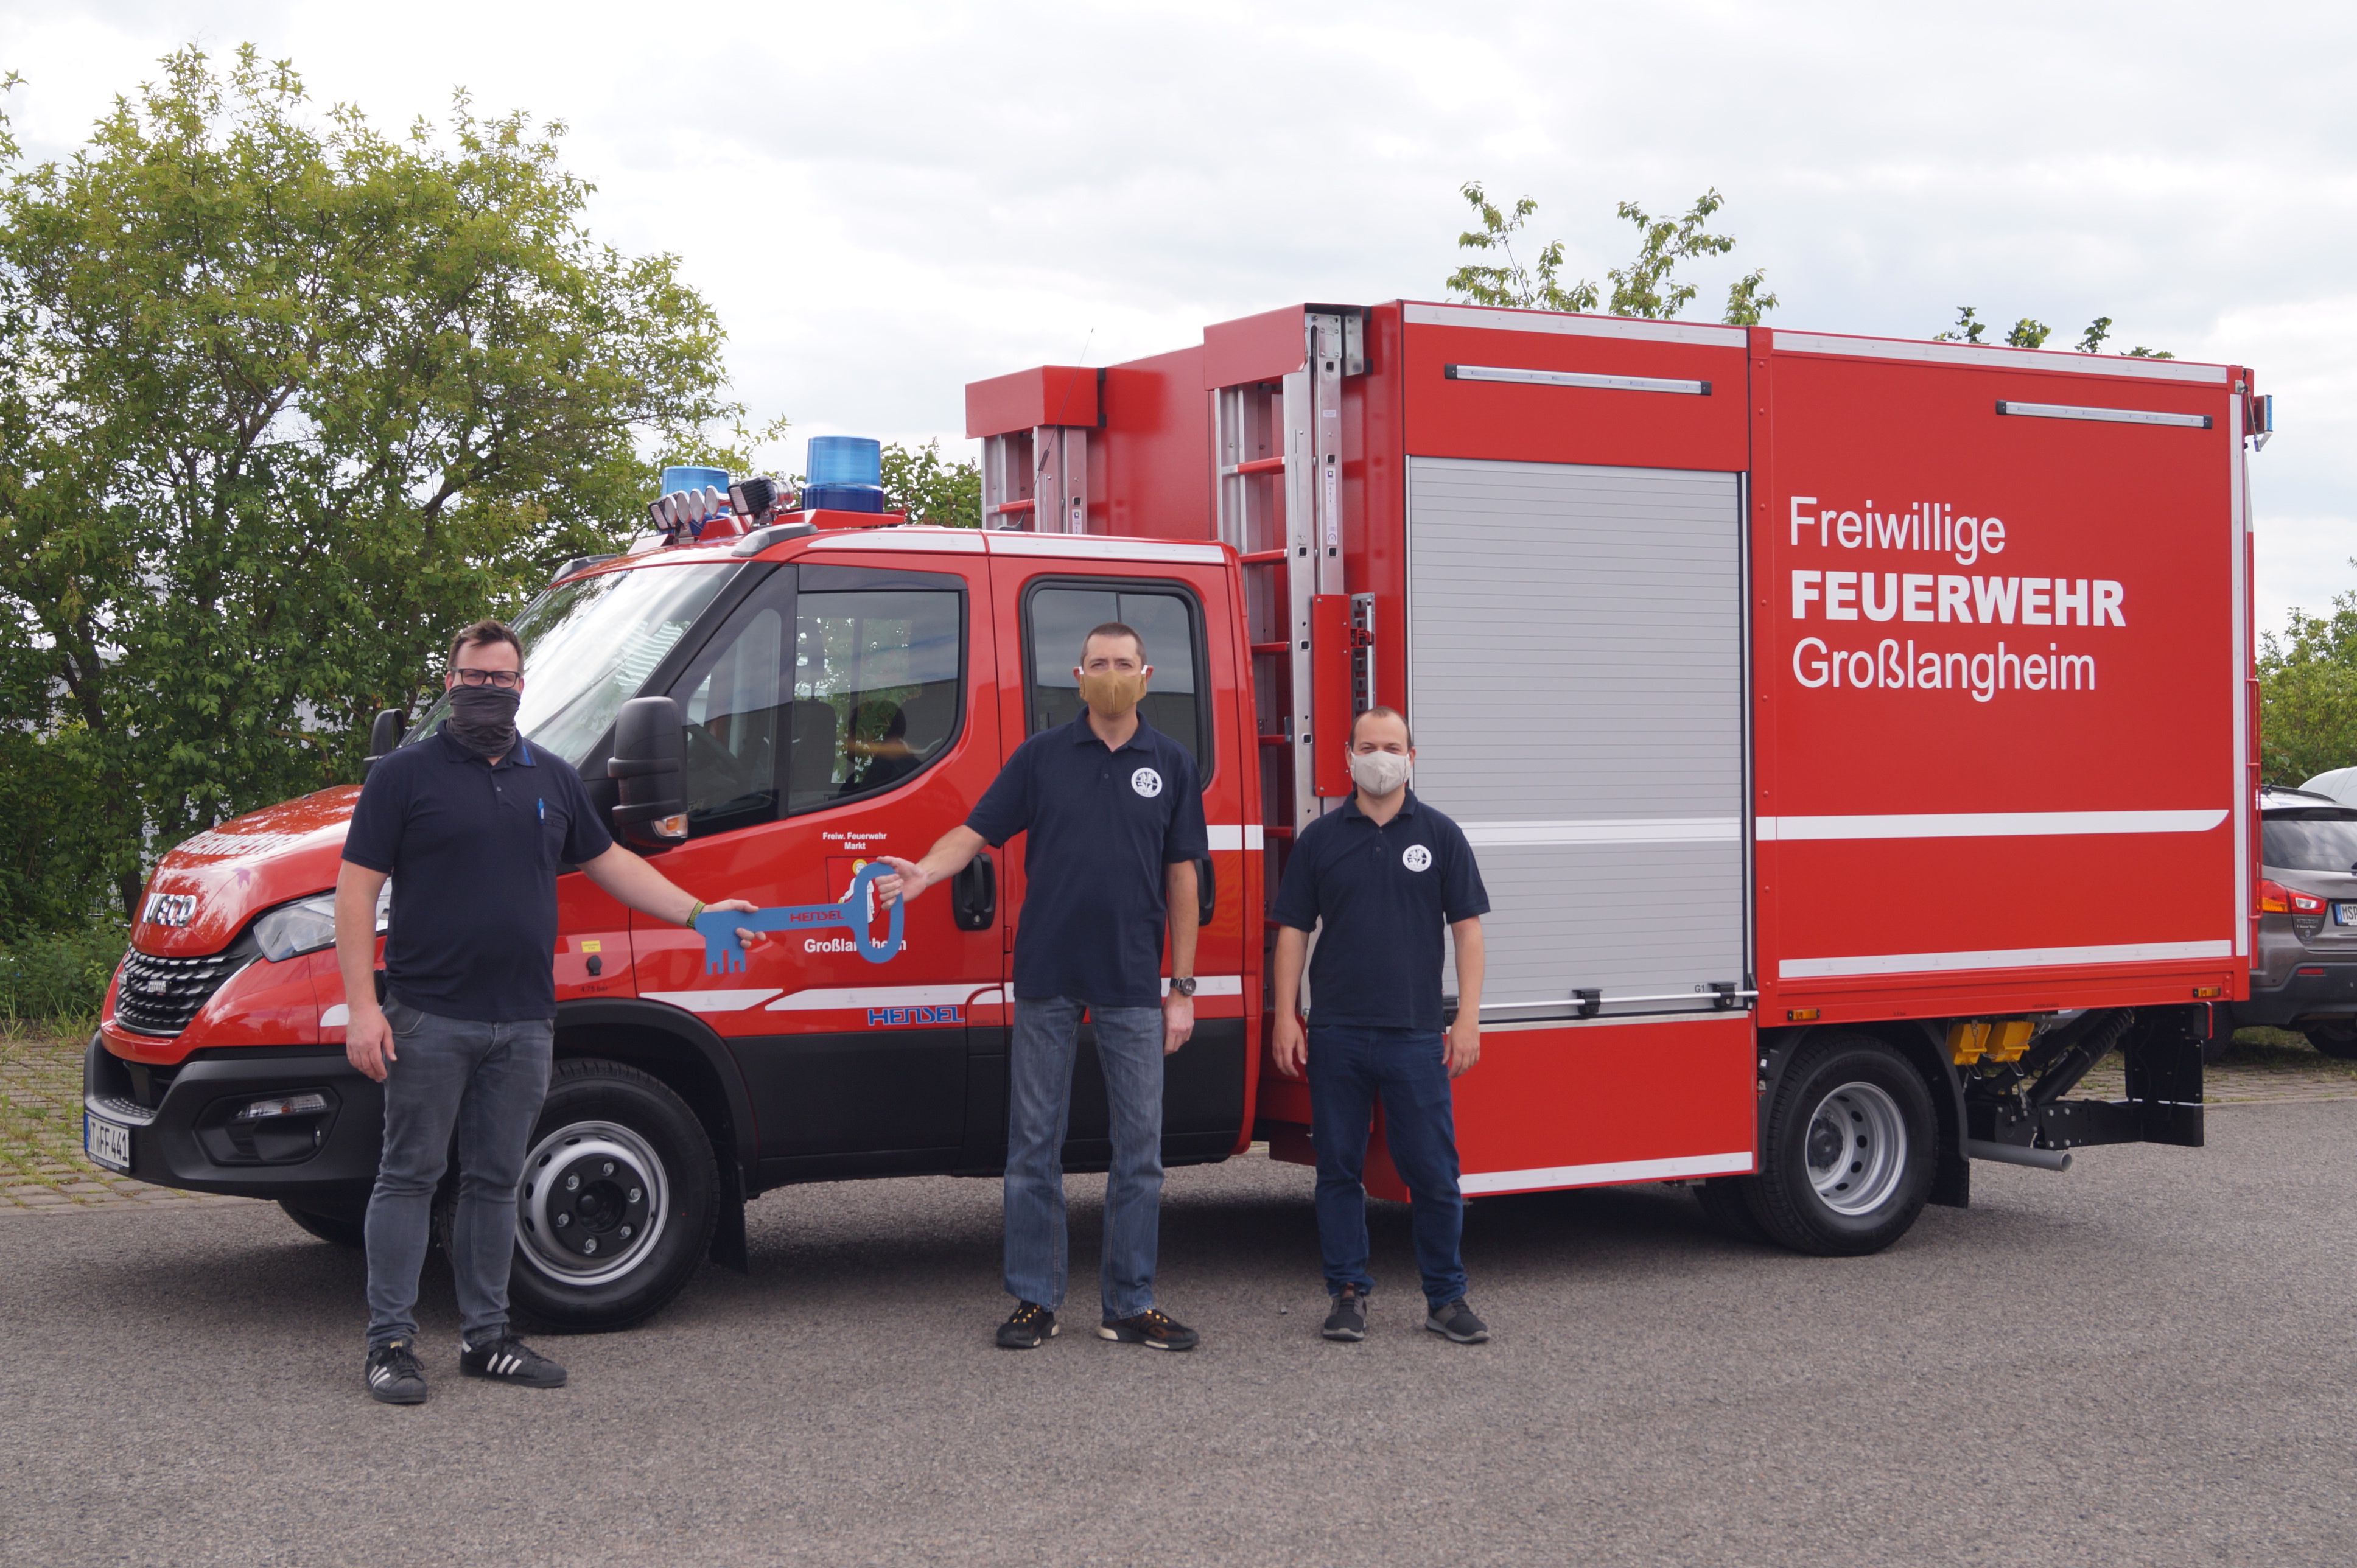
left=2258, top=878, right=2327, bottom=915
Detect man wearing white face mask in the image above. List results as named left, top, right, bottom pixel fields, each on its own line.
left=1270, top=707, right=1492, bottom=1345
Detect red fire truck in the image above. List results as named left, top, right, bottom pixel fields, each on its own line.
left=86, top=299, right=2269, bottom=1331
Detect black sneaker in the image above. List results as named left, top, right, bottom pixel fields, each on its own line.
left=459, top=1332, right=567, bottom=1388
left=1321, top=1290, right=1367, bottom=1342
left=997, top=1301, right=1058, bottom=1349
left=1425, top=1299, right=1490, bottom=1344
left=364, top=1337, right=427, bottom=1404
left=1098, top=1307, right=1199, bottom=1352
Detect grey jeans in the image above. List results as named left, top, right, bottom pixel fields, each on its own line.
left=364, top=997, right=552, bottom=1348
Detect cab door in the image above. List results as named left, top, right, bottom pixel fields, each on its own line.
left=629, top=542, right=1005, bottom=1182
left=981, top=542, right=1251, bottom=1169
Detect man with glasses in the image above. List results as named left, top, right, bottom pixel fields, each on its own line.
left=337, top=620, right=762, bottom=1405
left=877, top=623, right=1208, bottom=1353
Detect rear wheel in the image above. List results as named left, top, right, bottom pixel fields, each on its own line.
left=506, top=1060, right=718, bottom=1332
left=1748, top=1034, right=1935, bottom=1256
left=278, top=1200, right=365, bottom=1248
left=2305, top=1023, right=2357, bottom=1060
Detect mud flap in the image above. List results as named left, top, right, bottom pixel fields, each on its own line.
left=709, top=1159, right=748, bottom=1273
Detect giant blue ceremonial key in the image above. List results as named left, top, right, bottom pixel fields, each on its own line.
left=693, top=861, right=905, bottom=973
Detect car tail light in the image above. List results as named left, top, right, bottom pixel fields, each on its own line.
left=2258, top=878, right=2327, bottom=915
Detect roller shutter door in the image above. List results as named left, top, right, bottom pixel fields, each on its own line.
left=1406, top=457, right=1746, bottom=1018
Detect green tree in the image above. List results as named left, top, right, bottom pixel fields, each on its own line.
left=1448, top=181, right=1776, bottom=325
left=1937, top=305, right=2170, bottom=359
left=880, top=440, right=981, bottom=527
left=2260, top=584, right=2357, bottom=785
left=0, top=46, right=744, bottom=923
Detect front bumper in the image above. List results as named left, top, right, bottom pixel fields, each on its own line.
left=82, top=1036, right=382, bottom=1208
left=2232, top=964, right=2357, bottom=1029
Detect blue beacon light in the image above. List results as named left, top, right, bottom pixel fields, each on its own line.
left=801, top=436, right=885, bottom=514
left=650, top=465, right=732, bottom=540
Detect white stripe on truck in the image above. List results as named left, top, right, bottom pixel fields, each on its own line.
left=1460, top=1150, right=1753, bottom=1195
left=1758, top=810, right=2225, bottom=841
left=1781, top=939, right=2233, bottom=981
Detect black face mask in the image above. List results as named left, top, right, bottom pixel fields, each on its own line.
left=446, top=684, right=521, bottom=758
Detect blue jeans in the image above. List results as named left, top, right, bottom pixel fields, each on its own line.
left=1004, top=996, right=1166, bottom=1320
left=365, top=998, right=553, bottom=1347
left=1307, top=1024, right=1468, bottom=1308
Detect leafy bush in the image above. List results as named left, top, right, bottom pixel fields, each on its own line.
left=0, top=925, right=127, bottom=1023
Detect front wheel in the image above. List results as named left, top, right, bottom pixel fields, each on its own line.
left=1746, top=1034, right=1935, bottom=1256
left=506, top=1059, right=718, bottom=1332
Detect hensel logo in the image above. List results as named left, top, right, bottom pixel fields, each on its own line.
left=143, top=892, right=197, bottom=928
left=868, top=1005, right=962, bottom=1027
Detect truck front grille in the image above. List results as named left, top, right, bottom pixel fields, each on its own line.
left=114, top=943, right=253, bottom=1037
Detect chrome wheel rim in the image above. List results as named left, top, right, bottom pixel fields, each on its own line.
left=1804, top=1080, right=1906, bottom=1217
left=516, top=1119, right=669, bottom=1287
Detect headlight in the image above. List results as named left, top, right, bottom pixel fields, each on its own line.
left=253, top=883, right=391, bottom=962
left=254, top=892, right=338, bottom=962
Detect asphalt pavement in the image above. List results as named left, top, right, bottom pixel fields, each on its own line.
left=6, top=1104, right=2357, bottom=1567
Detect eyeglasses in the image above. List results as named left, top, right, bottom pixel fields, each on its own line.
left=452, top=668, right=523, bottom=689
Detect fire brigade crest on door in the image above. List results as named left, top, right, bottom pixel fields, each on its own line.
left=693, top=861, right=905, bottom=973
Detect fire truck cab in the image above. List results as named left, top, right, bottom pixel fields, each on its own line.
left=88, top=298, right=2268, bottom=1331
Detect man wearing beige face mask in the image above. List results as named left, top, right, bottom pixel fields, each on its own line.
left=878, top=624, right=1208, bottom=1353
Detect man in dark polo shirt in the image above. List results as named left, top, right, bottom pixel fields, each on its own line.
left=335, top=620, right=759, bottom=1405
left=878, top=622, right=1208, bottom=1352
left=1270, top=705, right=1493, bottom=1345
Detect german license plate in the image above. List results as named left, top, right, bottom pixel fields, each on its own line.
left=2336, top=903, right=2357, bottom=927
left=84, top=1112, right=131, bottom=1172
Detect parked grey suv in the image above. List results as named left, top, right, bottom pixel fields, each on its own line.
left=2238, top=784, right=2357, bottom=1057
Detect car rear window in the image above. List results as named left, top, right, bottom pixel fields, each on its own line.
left=2262, top=815, right=2357, bottom=873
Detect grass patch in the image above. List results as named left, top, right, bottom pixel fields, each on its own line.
left=2219, top=1025, right=2357, bottom=1076
left=0, top=1020, right=102, bottom=1183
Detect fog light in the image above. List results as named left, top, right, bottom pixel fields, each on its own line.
left=235, top=1093, right=329, bottom=1122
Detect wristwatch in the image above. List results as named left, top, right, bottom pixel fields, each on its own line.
left=1169, top=976, right=1199, bottom=998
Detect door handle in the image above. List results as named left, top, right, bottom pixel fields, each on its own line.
left=1196, top=855, right=1216, bottom=927
left=951, top=852, right=996, bottom=931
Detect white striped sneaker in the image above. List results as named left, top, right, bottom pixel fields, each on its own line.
left=365, top=1338, right=428, bottom=1404
left=459, top=1332, right=567, bottom=1388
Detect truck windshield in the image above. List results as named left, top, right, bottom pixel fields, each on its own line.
left=407, top=563, right=739, bottom=768
left=2262, top=815, right=2357, bottom=874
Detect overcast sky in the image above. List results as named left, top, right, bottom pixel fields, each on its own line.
left=6, top=0, right=2352, bottom=634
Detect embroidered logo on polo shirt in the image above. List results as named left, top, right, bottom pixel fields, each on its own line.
left=1131, top=767, right=1163, bottom=798
left=1401, top=844, right=1432, bottom=872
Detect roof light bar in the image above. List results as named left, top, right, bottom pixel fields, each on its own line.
left=1995, top=400, right=2212, bottom=430
left=1446, top=364, right=1711, bottom=396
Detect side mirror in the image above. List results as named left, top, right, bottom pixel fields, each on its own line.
left=361, top=709, right=406, bottom=783
left=608, top=696, right=688, bottom=850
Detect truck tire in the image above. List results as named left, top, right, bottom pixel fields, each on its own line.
left=506, top=1059, right=718, bottom=1332
left=279, top=1200, right=366, bottom=1248
left=2304, top=1023, right=2357, bottom=1060
left=1746, top=1033, right=1934, bottom=1256
left=1693, top=1176, right=1770, bottom=1244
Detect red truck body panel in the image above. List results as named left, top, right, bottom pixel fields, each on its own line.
left=972, top=298, right=2257, bottom=1197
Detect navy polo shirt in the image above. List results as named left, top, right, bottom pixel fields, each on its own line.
left=1272, top=789, right=1490, bottom=1032
left=967, top=713, right=1209, bottom=1009
left=342, top=722, right=613, bottom=1023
